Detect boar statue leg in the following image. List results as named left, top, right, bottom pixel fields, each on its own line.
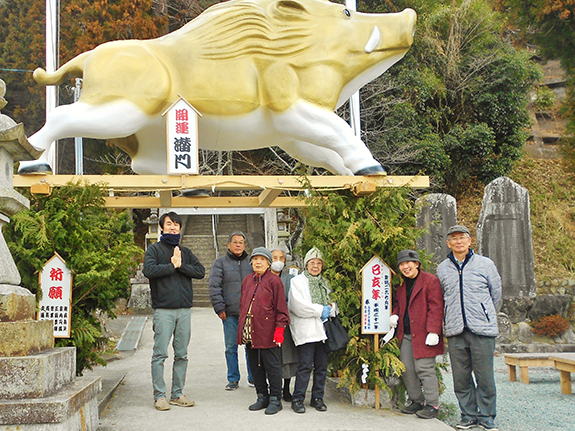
left=19, top=101, right=151, bottom=174
left=272, top=101, right=385, bottom=176
left=279, top=140, right=354, bottom=176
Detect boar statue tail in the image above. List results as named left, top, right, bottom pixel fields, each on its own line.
left=33, top=51, right=92, bottom=86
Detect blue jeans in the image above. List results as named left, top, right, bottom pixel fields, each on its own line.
left=151, top=308, right=191, bottom=401
left=448, top=330, right=497, bottom=422
left=222, top=315, right=253, bottom=383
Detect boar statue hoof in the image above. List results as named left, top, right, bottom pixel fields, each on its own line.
left=354, top=165, right=387, bottom=176
left=18, top=163, right=52, bottom=175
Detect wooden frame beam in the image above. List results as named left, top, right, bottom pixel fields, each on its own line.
left=14, top=174, right=429, bottom=208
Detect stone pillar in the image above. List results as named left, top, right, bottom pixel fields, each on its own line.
left=477, top=176, right=536, bottom=297
left=0, top=79, right=101, bottom=430
left=416, top=193, right=457, bottom=268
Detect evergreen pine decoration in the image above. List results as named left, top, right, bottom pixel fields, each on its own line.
left=300, top=186, right=427, bottom=395
left=5, top=181, right=143, bottom=375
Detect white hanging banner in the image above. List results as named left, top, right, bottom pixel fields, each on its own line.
left=38, top=253, right=73, bottom=338
left=361, top=255, right=393, bottom=334
left=164, top=96, right=201, bottom=175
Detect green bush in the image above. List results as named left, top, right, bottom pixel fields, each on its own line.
left=6, top=181, right=143, bottom=374
left=533, top=86, right=557, bottom=111
left=300, top=186, right=429, bottom=395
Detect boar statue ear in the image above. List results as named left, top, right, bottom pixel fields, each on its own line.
left=272, top=0, right=309, bottom=18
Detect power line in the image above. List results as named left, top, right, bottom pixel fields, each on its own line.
left=0, top=68, right=34, bottom=73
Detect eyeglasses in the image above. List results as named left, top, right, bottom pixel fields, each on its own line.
left=449, top=236, right=469, bottom=243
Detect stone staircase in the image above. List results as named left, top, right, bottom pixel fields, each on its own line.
left=181, top=213, right=263, bottom=308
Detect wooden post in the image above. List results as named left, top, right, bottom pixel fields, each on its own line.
left=374, top=333, right=380, bottom=410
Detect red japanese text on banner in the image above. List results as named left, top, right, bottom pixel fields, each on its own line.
left=361, top=255, right=393, bottom=334
left=38, top=253, right=72, bottom=338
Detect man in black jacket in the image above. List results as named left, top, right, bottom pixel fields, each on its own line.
left=143, top=211, right=205, bottom=411
left=209, top=231, right=254, bottom=390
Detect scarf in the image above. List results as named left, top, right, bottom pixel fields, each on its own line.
left=160, top=233, right=180, bottom=246
left=304, top=270, right=330, bottom=305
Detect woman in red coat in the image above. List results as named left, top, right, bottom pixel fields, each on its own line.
left=390, top=250, right=444, bottom=419
left=237, top=247, right=289, bottom=415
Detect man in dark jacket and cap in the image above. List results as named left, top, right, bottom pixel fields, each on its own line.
left=209, top=231, right=254, bottom=390
left=143, top=211, right=205, bottom=411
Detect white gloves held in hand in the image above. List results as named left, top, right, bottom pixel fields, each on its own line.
left=425, top=333, right=440, bottom=346
left=388, top=315, right=439, bottom=346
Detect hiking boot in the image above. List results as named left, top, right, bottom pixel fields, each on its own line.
left=400, top=401, right=424, bottom=414
left=456, top=418, right=478, bottom=429
left=225, top=381, right=239, bottom=391
left=249, top=393, right=269, bottom=411
left=415, top=405, right=438, bottom=419
left=169, top=395, right=195, bottom=407
left=291, top=399, right=306, bottom=413
left=478, top=420, right=498, bottom=431
left=264, top=396, right=282, bottom=415
left=310, top=398, right=327, bottom=412
left=154, top=397, right=170, bottom=411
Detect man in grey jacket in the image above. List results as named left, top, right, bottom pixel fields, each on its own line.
left=209, top=231, right=253, bottom=390
left=436, top=225, right=502, bottom=431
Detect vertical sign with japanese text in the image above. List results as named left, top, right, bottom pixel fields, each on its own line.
left=164, top=96, right=200, bottom=175
left=38, top=253, right=72, bottom=338
left=361, top=255, right=393, bottom=334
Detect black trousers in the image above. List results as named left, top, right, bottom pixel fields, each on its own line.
left=246, top=344, right=282, bottom=399
left=293, top=341, right=328, bottom=401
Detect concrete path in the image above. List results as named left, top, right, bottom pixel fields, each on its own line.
left=93, top=308, right=452, bottom=431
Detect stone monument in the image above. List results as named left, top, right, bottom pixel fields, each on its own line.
left=416, top=193, right=457, bottom=267
left=0, top=79, right=101, bottom=430
left=477, top=176, right=536, bottom=297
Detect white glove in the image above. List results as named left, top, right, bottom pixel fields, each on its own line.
left=389, top=315, right=399, bottom=328
left=425, top=333, right=439, bottom=346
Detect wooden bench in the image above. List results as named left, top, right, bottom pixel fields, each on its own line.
left=504, top=353, right=555, bottom=384
left=550, top=353, right=575, bottom=395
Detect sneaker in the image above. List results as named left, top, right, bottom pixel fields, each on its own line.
left=415, top=405, right=438, bottom=419
left=291, top=399, right=306, bottom=414
left=400, top=401, right=424, bottom=414
left=456, top=419, right=478, bottom=429
left=169, top=395, right=195, bottom=407
left=248, top=380, right=255, bottom=388
left=478, top=420, right=498, bottom=431
left=154, top=397, right=170, bottom=411
left=310, top=398, right=327, bottom=412
left=225, top=381, right=239, bottom=391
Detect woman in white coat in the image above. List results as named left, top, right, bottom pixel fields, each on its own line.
left=288, top=247, right=335, bottom=414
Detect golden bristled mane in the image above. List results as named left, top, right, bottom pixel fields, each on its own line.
left=168, top=0, right=314, bottom=60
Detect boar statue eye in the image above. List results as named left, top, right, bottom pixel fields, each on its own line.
left=343, top=8, right=351, bottom=17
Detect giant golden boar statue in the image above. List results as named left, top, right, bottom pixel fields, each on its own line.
left=19, top=0, right=416, bottom=176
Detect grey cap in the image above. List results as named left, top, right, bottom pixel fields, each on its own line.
left=397, top=249, right=420, bottom=266
left=250, top=247, right=272, bottom=264
left=446, top=225, right=470, bottom=236
left=228, top=231, right=246, bottom=243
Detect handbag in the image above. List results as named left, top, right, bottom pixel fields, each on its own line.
left=323, top=315, right=350, bottom=353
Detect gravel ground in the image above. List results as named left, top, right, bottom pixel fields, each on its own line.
left=438, top=355, right=574, bottom=431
